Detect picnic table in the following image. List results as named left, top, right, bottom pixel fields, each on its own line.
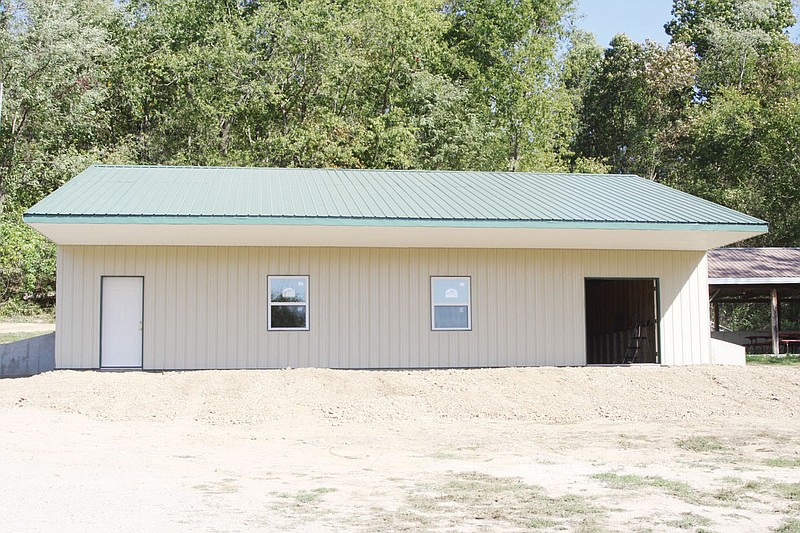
left=745, top=332, right=800, bottom=354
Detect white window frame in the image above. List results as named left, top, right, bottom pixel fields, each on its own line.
left=431, top=276, right=472, bottom=331
left=268, top=275, right=310, bottom=331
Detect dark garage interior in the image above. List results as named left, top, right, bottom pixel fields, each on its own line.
left=585, top=278, right=660, bottom=364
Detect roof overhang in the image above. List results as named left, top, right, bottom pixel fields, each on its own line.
left=25, top=217, right=766, bottom=250
left=709, top=277, right=800, bottom=285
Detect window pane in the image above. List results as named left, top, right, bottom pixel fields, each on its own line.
left=432, top=278, right=470, bottom=305
left=434, top=306, right=469, bottom=329
left=270, top=277, right=307, bottom=303
left=270, top=305, right=307, bottom=329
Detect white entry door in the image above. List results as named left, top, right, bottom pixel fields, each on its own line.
left=101, top=277, right=143, bottom=368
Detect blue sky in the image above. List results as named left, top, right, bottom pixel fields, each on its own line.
left=575, top=0, right=800, bottom=47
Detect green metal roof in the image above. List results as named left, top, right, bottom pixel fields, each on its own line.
left=23, top=165, right=768, bottom=232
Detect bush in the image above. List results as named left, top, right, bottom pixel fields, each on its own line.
left=0, top=212, right=56, bottom=312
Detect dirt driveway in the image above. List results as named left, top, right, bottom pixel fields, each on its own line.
left=1, top=366, right=798, bottom=532
left=0, top=322, right=54, bottom=334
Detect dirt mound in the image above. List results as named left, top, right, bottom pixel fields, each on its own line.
left=1, top=366, right=798, bottom=425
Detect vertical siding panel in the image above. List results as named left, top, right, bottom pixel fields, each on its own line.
left=405, top=248, right=417, bottom=368
left=72, top=246, right=85, bottom=368
left=420, top=248, right=431, bottom=368
left=395, top=249, right=407, bottom=368
left=194, top=247, right=208, bottom=369
left=532, top=249, right=545, bottom=363
left=543, top=250, right=555, bottom=366
left=274, top=248, right=286, bottom=368
left=210, top=247, right=223, bottom=368
left=477, top=249, right=490, bottom=367
left=174, top=247, right=188, bottom=369
left=331, top=247, right=344, bottom=367
left=298, top=247, right=311, bottom=367
left=258, top=247, right=269, bottom=366
left=563, top=251, right=576, bottom=365
left=355, top=248, right=365, bottom=368
left=72, top=246, right=84, bottom=367
left=461, top=248, right=472, bottom=367
left=312, top=247, right=325, bottom=368
left=75, top=246, right=85, bottom=368
left=676, top=252, right=689, bottom=365
left=385, top=248, right=397, bottom=367
left=358, top=248, right=369, bottom=368
left=152, top=247, right=166, bottom=368
left=214, top=247, right=226, bottom=368
left=68, top=246, right=79, bottom=367
left=343, top=247, right=353, bottom=368
left=248, top=247, right=257, bottom=368
left=246, top=247, right=258, bottom=368
left=685, top=252, right=697, bottom=364
left=692, top=254, right=712, bottom=364
left=184, top=247, right=197, bottom=369
left=678, top=252, right=691, bottom=365
left=369, top=248, right=380, bottom=367
left=418, top=248, right=429, bottom=368
left=573, top=251, right=585, bottom=365
left=229, top=247, right=241, bottom=368
left=90, top=247, right=103, bottom=368
left=164, top=247, right=178, bottom=368
left=522, top=250, right=535, bottom=365
left=55, top=246, right=66, bottom=367
left=66, top=247, right=79, bottom=367
left=517, top=250, right=529, bottom=366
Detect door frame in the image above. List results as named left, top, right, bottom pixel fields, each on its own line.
left=99, top=275, right=144, bottom=369
left=584, top=277, right=662, bottom=365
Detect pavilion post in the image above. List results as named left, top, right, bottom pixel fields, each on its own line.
left=771, top=288, right=780, bottom=354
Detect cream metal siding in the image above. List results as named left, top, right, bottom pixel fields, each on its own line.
left=55, top=246, right=711, bottom=369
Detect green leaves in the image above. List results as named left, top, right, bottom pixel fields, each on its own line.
left=574, top=35, right=697, bottom=179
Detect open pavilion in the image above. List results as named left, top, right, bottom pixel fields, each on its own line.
left=708, top=248, right=800, bottom=354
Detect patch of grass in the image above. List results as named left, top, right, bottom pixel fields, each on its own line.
left=775, top=483, right=800, bottom=501
left=0, top=303, right=54, bottom=320
left=744, top=480, right=764, bottom=491
left=765, top=457, right=800, bottom=468
left=592, top=472, right=694, bottom=501
left=192, top=478, right=239, bottom=494
left=409, top=472, right=606, bottom=531
left=664, top=512, right=713, bottom=529
left=275, top=486, right=337, bottom=505
left=707, top=477, right=766, bottom=507
left=776, top=518, right=800, bottom=532
left=677, top=435, right=727, bottom=452
left=0, top=331, right=47, bottom=344
left=713, top=487, right=740, bottom=502
left=747, top=355, right=800, bottom=366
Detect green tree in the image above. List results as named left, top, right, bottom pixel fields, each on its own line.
left=573, top=35, right=696, bottom=179
left=0, top=0, right=117, bottom=212
left=443, top=0, right=575, bottom=171
left=662, top=0, right=800, bottom=246
left=666, top=0, right=795, bottom=58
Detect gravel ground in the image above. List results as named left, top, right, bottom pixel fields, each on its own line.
left=2, top=365, right=797, bottom=424
left=1, top=366, right=799, bottom=532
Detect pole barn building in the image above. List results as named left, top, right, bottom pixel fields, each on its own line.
left=24, top=165, right=767, bottom=370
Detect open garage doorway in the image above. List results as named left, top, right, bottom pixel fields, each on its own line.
left=585, top=278, right=660, bottom=365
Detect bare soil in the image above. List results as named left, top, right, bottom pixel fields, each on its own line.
left=0, top=321, right=54, bottom=334
left=1, top=366, right=799, bottom=532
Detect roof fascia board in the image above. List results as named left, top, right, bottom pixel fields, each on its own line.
left=709, top=277, right=800, bottom=285
left=26, top=222, right=764, bottom=250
